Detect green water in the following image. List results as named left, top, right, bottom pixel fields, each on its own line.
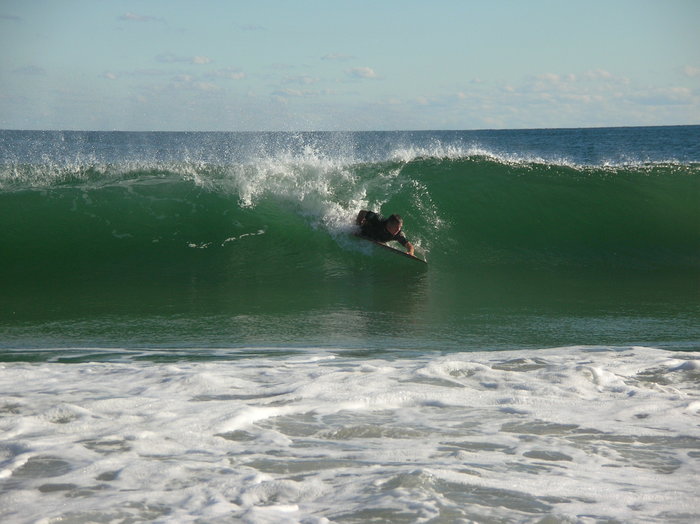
left=1, top=135, right=698, bottom=355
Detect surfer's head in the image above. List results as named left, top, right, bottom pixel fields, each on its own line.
left=386, top=214, right=403, bottom=235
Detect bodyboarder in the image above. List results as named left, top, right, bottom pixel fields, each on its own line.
left=355, top=210, right=415, bottom=257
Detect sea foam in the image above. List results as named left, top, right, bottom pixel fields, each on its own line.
left=1, top=346, right=698, bottom=523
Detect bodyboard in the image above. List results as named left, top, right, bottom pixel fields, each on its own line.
left=355, top=235, right=427, bottom=264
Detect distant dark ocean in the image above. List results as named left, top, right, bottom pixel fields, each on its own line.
left=1, top=127, right=698, bottom=523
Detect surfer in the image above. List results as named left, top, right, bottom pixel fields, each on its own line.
left=356, top=210, right=415, bottom=257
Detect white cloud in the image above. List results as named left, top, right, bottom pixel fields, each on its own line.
left=269, top=87, right=338, bottom=103
left=682, top=65, right=700, bottom=78
left=349, top=67, right=378, bottom=79
left=206, top=68, right=246, bottom=80
left=537, top=72, right=564, bottom=83
left=271, top=88, right=320, bottom=98
left=514, top=69, right=633, bottom=99
left=322, top=53, right=355, bottom=61
left=156, top=53, right=212, bottom=65
left=530, top=70, right=628, bottom=88
left=133, top=69, right=172, bottom=77
left=632, top=87, right=694, bottom=106
left=583, top=69, right=613, bottom=81
left=441, top=69, right=700, bottom=129
left=167, top=75, right=222, bottom=92
left=273, top=89, right=303, bottom=97
left=284, top=75, right=319, bottom=85
left=581, top=69, right=629, bottom=85
left=194, top=82, right=220, bottom=92
left=101, top=68, right=173, bottom=80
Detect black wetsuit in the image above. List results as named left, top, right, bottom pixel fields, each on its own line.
left=359, top=211, right=409, bottom=246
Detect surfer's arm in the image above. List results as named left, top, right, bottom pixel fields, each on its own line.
left=405, top=241, right=415, bottom=257
left=395, top=234, right=415, bottom=257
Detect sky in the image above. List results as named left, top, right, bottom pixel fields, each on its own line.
left=1, top=0, right=698, bottom=131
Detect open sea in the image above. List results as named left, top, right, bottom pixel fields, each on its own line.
left=1, top=126, right=699, bottom=523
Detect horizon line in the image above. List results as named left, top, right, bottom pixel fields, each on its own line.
left=1, top=123, right=698, bottom=134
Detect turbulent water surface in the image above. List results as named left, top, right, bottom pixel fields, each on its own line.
left=1, top=127, right=698, bottom=522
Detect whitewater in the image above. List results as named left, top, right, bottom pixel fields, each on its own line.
left=1, top=347, right=699, bottom=523
left=1, top=126, right=699, bottom=522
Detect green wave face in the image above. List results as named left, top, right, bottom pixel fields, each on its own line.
left=3, top=156, right=697, bottom=273
left=1, top=136, right=698, bottom=351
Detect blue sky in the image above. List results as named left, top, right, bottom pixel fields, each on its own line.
left=1, top=0, right=698, bottom=131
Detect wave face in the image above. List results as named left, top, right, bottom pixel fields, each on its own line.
left=3, top=159, right=698, bottom=274
left=1, top=128, right=699, bottom=350
left=2, top=131, right=698, bottom=272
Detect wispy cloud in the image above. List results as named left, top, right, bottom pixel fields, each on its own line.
left=13, top=65, right=46, bottom=76
left=512, top=69, right=630, bottom=97
left=240, top=24, right=265, bottom=31
left=581, top=69, right=615, bottom=81
left=109, top=69, right=173, bottom=78
left=284, top=75, right=319, bottom=85
left=119, top=12, right=163, bottom=23
left=271, top=88, right=335, bottom=100
left=103, top=67, right=232, bottom=82
left=137, top=74, right=223, bottom=94
left=631, top=87, right=694, bottom=106
left=206, top=67, right=246, bottom=80
left=192, top=82, right=220, bottom=92
left=322, top=53, right=355, bottom=62
left=0, top=14, right=22, bottom=21
left=348, top=67, right=378, bottom=79
left=156, top=53, right=212, bottom=65
left=168, top=75, right=222, bottom=92
left=682, top=65, right=700, bottom=78
left=444, top=68, right=699, bottom=128
left=272, top=88, right=313, bottom=98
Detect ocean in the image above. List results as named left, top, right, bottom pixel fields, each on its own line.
left=1, top=126, right=698, bottom=523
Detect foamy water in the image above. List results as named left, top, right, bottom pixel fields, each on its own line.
left=1, top=346, right=698, bottom=523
